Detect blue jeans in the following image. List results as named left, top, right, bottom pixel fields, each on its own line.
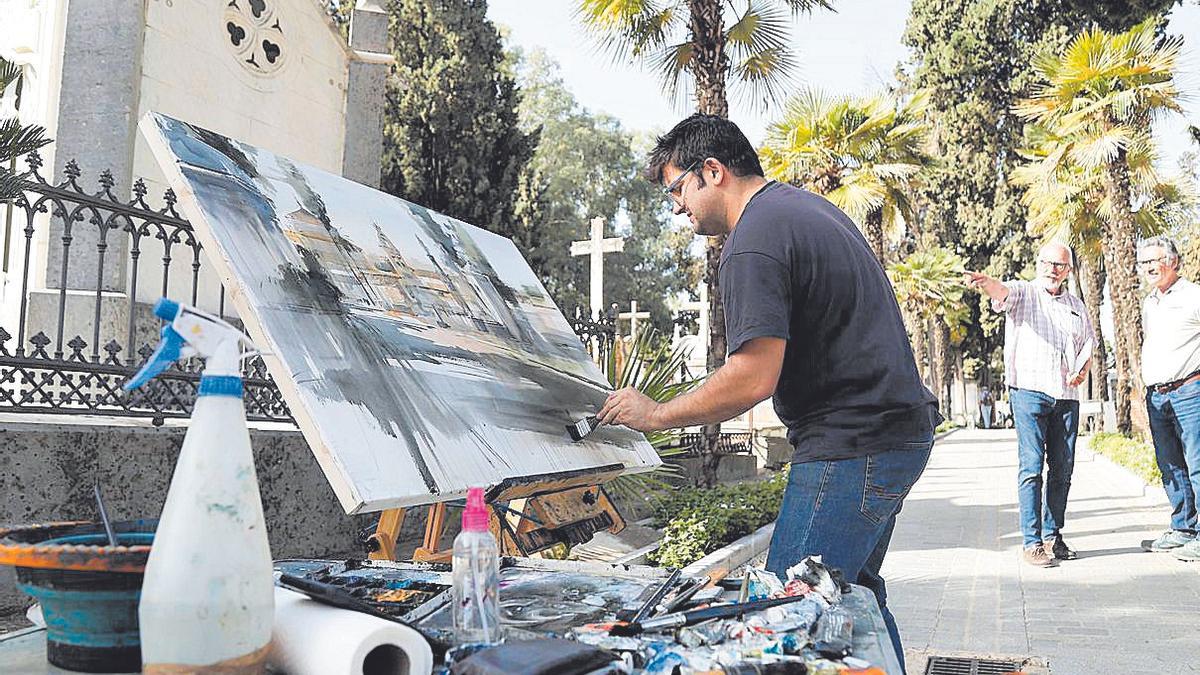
left=1009, top=387, right=1079, bottom=548
left=1146, top=379, right=1200, bottom=534
left=765, top=437, right=932, bottom=671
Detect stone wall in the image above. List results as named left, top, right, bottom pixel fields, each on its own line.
left=0, top=418, right=410, bottom=614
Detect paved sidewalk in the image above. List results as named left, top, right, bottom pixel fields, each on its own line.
left=884, top=428, right=1200, bottom=674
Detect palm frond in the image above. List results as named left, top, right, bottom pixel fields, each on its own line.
left=603, top=327, right=703, bottom=500
left=646, top=41, right=695, bottom=112
left=0, top=117, right=49, bottom=165
left=0, top=57, right=20, bottom=92
left=726, top=2, right=797, bottom=110
left=575, top=0, right=681, bottom=61
left=776, top=0, right=835, bottom=12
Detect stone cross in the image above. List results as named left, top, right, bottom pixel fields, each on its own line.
left=569, top=217, right=624, bottom=320
left=618, top=300, right=651, bottom=341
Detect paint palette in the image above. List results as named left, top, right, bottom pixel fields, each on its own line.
left=274, top=557, right=673, bottom=637
left=274, top=559, right=452, bottom=622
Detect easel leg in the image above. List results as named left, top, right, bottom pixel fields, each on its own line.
left=412, top=503, right=448, bottom=562
left=367, top=508, right=406, bottom=561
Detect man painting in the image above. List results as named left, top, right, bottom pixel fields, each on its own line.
left=597, top=114, right=939, bottom=664
left=965, top=242, right=1093, bottom=567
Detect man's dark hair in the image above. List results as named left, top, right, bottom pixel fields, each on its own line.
left=645, top=114, right=764, bottom=184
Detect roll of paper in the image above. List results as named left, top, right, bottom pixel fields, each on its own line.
left=269, top=587, right=434, bottom=675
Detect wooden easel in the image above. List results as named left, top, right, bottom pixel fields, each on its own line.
left=365, top=464, right=629, bottom=563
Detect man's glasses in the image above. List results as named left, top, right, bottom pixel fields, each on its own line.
left=1038, top=259, right=1070, bottom=271
left=1137, top=256, right=1168, bottom=269
left=662, top=160, right=701, bottom=200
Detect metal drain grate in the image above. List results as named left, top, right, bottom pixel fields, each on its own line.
left=925, top=656, right=1023, bottom=675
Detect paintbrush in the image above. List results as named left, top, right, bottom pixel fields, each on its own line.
left=566, top=415, right=602, bottom=441
left=93, top=480, right=118, bottom=547
left=563, top=374, right=616, bottom=442
left=609, top=594, right=811, bottom=637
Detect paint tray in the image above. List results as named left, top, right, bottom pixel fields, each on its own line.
left=274, top=557, right=673, bottom=639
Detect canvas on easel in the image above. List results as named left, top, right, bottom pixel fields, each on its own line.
left=139, top=112, right=659, bottom=514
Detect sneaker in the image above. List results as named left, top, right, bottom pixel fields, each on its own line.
left=1043, top=536, right=1078, bottom=560
left=1173, top=539, right=1200, bottom=562
left=1144, top=530, right=1195, bottom=552
left=1022, top=543, right=1058, bottom=567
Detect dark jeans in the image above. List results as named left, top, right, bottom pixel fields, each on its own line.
left=765, top=437, right=933, bottom=671
left=1146, top=379, right=1200, bottom=534
left=1009, top=387, right=1079, bottom=548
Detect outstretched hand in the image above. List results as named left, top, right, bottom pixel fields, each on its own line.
left=963, top=270, right=993, bottom=290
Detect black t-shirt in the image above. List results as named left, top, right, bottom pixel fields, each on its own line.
left=720, top=181, right=940, bottom=462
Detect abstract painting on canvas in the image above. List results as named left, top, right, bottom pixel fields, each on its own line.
left=140, top=112, right=659, bottom=514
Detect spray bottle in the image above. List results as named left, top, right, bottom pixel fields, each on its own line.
left=451, top=487, right=501, bottom=645
left=124, top=298, right=274, bottom=673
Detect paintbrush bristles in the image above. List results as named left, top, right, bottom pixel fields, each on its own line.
left=566, top=415, right=599, bottom=441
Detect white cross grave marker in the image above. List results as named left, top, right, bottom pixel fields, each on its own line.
left=570, top=217, right=624, bottom=320
left=618, top=300, right=651, bottom=341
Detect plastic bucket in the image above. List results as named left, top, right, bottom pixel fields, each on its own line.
left=16, top=532, right=154, bottom=673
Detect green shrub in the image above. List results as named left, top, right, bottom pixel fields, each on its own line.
left=649, top=469, right=788, bottom=568
left=935, top=420, right=961, bottom=434
left=1090, top=432, right=1161, bottom=485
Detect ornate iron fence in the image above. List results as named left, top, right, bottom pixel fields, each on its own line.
left=665, top=431, right=754, bottom=456
left=0, top=151, right=289, bottom=424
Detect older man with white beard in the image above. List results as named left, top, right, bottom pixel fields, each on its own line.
left=965, top=241, right=1094, bottom=567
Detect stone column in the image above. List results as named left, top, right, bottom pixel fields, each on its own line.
left=46, top=0, right=144, bottom=292
left=341, top=0, right=389, bottom=188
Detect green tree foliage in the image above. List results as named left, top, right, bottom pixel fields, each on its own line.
left=0, top=57, right=50, bottom=201
left=761, top=89, right=932, bottom=262
left=1062, top=0, right=1182, bottom=31
left=902, top=0, right=1089, bottom=384
left=886, top=247, right=968, bottom=385
left=1014, top=19, right=1185, bottom=436
left=380, top=0, right=536, bottom=239
left=510, top=51, right=697, bottom=334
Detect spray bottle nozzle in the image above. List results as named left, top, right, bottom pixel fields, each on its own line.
left=153, top=298, right=180, bottom=322
left=123, top=297, right=254, bottom=392
left=461, top=487, right=489, bottom=532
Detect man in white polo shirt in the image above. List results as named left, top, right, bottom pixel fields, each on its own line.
left=965, top=241, right=1094, bottom=567
left=1139, top=236, right=1200, bottom=560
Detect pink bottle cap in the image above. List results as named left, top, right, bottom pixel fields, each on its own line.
left=462, top=487, right=489, bottom=532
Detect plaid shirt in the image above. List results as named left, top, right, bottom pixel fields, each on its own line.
left=994, top=280, right=1094, bottom=401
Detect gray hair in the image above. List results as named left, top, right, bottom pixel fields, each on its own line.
left=1038, top=240, right=1075, bottom=269
left=1138, top=236, right=1181, bottom=267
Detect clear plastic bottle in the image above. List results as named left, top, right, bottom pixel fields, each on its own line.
left=452, top=487, right=501, bottom=644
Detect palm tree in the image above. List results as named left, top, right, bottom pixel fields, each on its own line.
left=1013, top=122, right=1195, bottom=430
left=761, top=89, right=932, bottom=262
left=886, top=247, right=968, bottom=393
left=576, top=0, right=833, bottom=483
left=0, top=56, right=50, bottom=202
left=1014, top=18, right=1184, bottom=437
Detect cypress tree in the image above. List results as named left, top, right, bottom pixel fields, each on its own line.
left=380, top=0, right=536, bottom=238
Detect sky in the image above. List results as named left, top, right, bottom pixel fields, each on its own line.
left=487, top=1, right=1200, bottom=168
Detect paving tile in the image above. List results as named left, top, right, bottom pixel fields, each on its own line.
left=882, top=429, right=1200, bottom=673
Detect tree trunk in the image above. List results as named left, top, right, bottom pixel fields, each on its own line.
left=1078, top=256, right=1109, bottom=431
left=932, top=322, right=952, bottom=417
left=903, top=306, right=930, bottom=385
left=1101, top=150, right=1148, bottom=439
left=864, top=207, right=885, bottom=264
left=689, top=0, right=730, bottom=486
